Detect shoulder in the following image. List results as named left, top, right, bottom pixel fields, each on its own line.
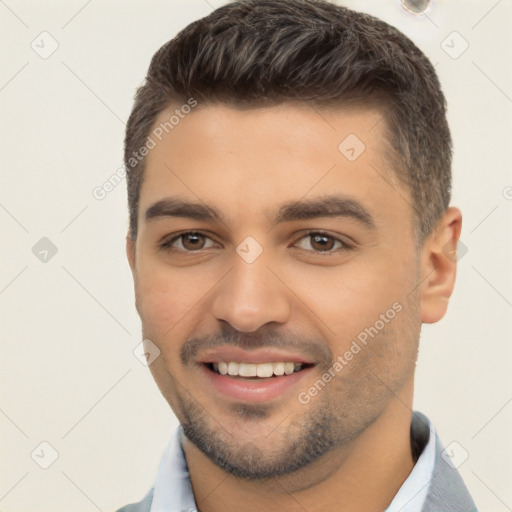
left=115, top=487, right=154, bottom=512
left=418, top=412, right=478, bottom=512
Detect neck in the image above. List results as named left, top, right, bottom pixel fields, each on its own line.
left=184, top=380, right=415, bottom=512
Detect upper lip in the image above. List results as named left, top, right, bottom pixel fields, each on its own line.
left=198, top=347, right=315, bottom=365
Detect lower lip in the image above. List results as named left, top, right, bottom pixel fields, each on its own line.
left=200, top=364, right=314, bottom=402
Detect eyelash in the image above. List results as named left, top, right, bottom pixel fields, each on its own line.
left=159, top=230, right=353, bottom=255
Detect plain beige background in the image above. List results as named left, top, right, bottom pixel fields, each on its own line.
left=1, top=1, right=511, bottom=510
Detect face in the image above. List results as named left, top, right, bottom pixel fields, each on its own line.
left=127, top=102, right=424, bottom=479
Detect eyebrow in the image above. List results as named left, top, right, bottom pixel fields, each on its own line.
left=144, top=195, right=376, bottom=230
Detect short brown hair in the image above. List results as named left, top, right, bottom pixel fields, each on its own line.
left=124, top=0, right=452, bottom=241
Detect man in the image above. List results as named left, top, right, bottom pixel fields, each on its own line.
left=119, top=0, right=478, bottom=510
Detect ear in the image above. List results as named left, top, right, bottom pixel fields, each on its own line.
left=126, top=233, right=136, bottom=276
left=419, top=207, right=463, bottom=324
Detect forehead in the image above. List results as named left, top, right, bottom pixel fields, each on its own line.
left=139, top=102, right=409, bottom=230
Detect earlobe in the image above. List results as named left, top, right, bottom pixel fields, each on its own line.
left=419, top=207, right=463, bottom=324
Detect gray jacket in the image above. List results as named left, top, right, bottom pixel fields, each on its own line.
left=117, top=412, right=478, bottom=512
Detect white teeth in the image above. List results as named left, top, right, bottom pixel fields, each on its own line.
left=284, top=362, right=294, bottom=375
left=210, top=361, right=306, bottom=377
left=227, top=362, right=239, bottom=376
left=239, top=363, right=257, bottom=377
left=256, top=363, right=274, bottom=378
left=273, top=362, right=285, bottom=376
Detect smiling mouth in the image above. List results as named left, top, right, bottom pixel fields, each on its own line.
left=204, top=361, right=314, bottom=379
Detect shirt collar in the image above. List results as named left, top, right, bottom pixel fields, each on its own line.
left=151, top=411, right=436, bottom=512
left=150, top=427, right=196, bottom=512
left=384, top=411, right=436, bottom=512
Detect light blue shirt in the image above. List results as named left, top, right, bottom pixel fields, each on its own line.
left=385, top=418, right=436, bottom=511
left=149, top=415, right=436, bottom=512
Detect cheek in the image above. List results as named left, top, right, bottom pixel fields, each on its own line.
left=135, top=263, right=202, bottom=336
left=287, top=257, right=415, bottom=341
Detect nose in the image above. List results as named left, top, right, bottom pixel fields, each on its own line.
left=211, top=255, right=292, bottom=333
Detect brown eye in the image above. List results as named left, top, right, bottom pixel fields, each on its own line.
left=310, top=233, right=336, bottom=251
left=294, top=232, right=346, bottom=253
left=181, top=233, right=206, bottom=250
left=162, top=232, right=217, bottom=252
